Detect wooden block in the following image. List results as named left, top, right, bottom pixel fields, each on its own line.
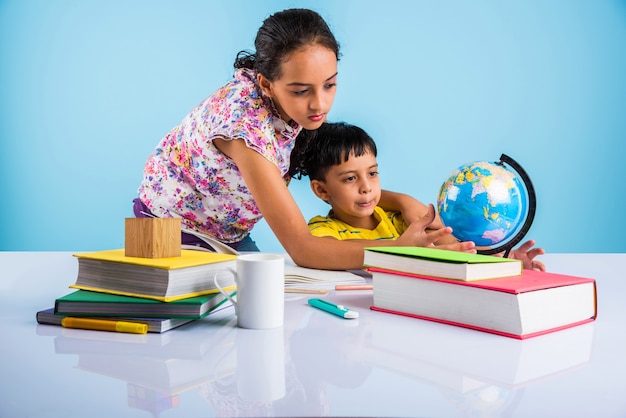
left=125, top=218, right=181, bottom=258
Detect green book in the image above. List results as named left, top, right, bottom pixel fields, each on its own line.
left=54, top=290, right=233, bottom=319
left=363, top=246, right=523, bottom=281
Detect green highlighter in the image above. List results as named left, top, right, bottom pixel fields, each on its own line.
left=308, top=298, right=359, bottom=319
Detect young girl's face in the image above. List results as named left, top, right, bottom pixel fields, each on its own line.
left=312, top=151, right=381, bottom=229
left=259, top=44, right=337, bottom=130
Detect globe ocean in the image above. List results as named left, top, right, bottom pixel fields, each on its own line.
left=437, top=161, right=528, bottom=247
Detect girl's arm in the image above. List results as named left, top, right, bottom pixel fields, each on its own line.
left=216, top=139, right=461, bottom=269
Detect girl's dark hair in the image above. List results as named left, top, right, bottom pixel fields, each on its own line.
left=234, top=8, right=340, bottom=81
left=288, top=122, right=377, bottom=180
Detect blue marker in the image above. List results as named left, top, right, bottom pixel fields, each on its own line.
left=308, top=298, right=359, bottom=319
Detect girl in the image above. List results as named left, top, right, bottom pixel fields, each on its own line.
left=135, top=8, right=472, bottom=269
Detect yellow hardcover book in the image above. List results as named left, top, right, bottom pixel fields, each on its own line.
left=70, top=249, right=237, bottom=301
left=73, top=249, right=236, bottom=268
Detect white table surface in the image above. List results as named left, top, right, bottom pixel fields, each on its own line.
left=1, top=252, right=625, bottom=417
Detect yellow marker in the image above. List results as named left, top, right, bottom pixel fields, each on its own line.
left=61, top=317, right=148, bottom=334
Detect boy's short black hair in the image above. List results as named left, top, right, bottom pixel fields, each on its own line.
left=289, top=122, right=377, bottom=181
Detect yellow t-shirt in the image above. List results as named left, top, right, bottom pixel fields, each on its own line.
left=308, top=206, right=407, bottom=240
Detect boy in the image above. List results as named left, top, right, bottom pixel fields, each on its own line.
left=293, top=122, right=545, bottom=270
left=300, top=122, right=410, bottom=240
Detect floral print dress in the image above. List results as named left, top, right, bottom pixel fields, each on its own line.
left=138, top=69, right=301, bottom=243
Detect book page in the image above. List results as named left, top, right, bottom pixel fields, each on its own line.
left=181, top=229, right=239, bottom=255
left=183, top=241, right=367, bottom=288
left=284, top=256, right=366, bottom=288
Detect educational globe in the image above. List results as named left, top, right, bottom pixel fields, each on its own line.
left=437, top=154, right=536, bottom=255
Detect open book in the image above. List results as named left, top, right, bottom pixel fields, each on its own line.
left=284, top=258, right=367, bottom=289
left=181, top=228, right=240, bottom=255
left=179, top=226, right=367, bottom=290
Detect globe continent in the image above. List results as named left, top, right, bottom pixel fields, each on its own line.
left=437, top=161, right=527, bottom=247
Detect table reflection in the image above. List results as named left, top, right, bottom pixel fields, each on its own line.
left=35, top=292, right=594, bottom=417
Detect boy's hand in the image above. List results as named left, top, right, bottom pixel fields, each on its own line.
left=504, top=239, right=546, bottom=271
left=434, top=240, right=477, bottom=253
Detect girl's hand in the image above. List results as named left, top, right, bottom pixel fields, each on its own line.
left=504, top=239, right=546, bottom=271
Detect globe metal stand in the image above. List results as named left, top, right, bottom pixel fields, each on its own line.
left=477, top=154, right=537, bottom=257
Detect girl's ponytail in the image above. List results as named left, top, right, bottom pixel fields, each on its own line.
left=233, top=50, right=256, bottom=70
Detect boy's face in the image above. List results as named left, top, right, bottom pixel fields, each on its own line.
left=311, top=151, right=381, bottom=228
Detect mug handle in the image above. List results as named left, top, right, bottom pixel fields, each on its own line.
left=213, top=267, right=238, bottom=308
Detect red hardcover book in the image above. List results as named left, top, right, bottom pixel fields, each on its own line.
left=370, top=267, right=597, bottom=339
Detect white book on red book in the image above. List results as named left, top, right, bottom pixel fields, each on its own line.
left=370, top=267, right=597, bottom=339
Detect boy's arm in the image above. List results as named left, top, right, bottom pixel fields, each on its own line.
left=378, top=190, right=441, bottom=226
left=379, top=190, right=452, bottom=239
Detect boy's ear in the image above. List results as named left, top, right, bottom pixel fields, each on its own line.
left=310, top=180, right=330, bottom=202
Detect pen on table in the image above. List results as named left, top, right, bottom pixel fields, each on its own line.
left=61, top=317, right=148, bottom=334
left=285, top=287, right=329, bottom=294
left=308, top=298, right=359, bottom=319
left=335, top=284, right=373, bottom=291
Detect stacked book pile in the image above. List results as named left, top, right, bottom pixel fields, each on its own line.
left=37, top=249, right=238, bottom=333
left=364, top=246, right=597, bottom=339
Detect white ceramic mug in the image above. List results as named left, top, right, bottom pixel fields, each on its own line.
left=213, top=253, right=285, bottom=329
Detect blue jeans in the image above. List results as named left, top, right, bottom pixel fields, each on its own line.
left=132, top=198, right=259, bottom=252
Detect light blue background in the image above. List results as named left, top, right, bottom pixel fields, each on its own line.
left=2, top=0, right=625, bottom=253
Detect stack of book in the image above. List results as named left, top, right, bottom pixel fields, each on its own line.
left=37, top=249, right=238, bottom=333
left=364, top=247, right=597, bottom=339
